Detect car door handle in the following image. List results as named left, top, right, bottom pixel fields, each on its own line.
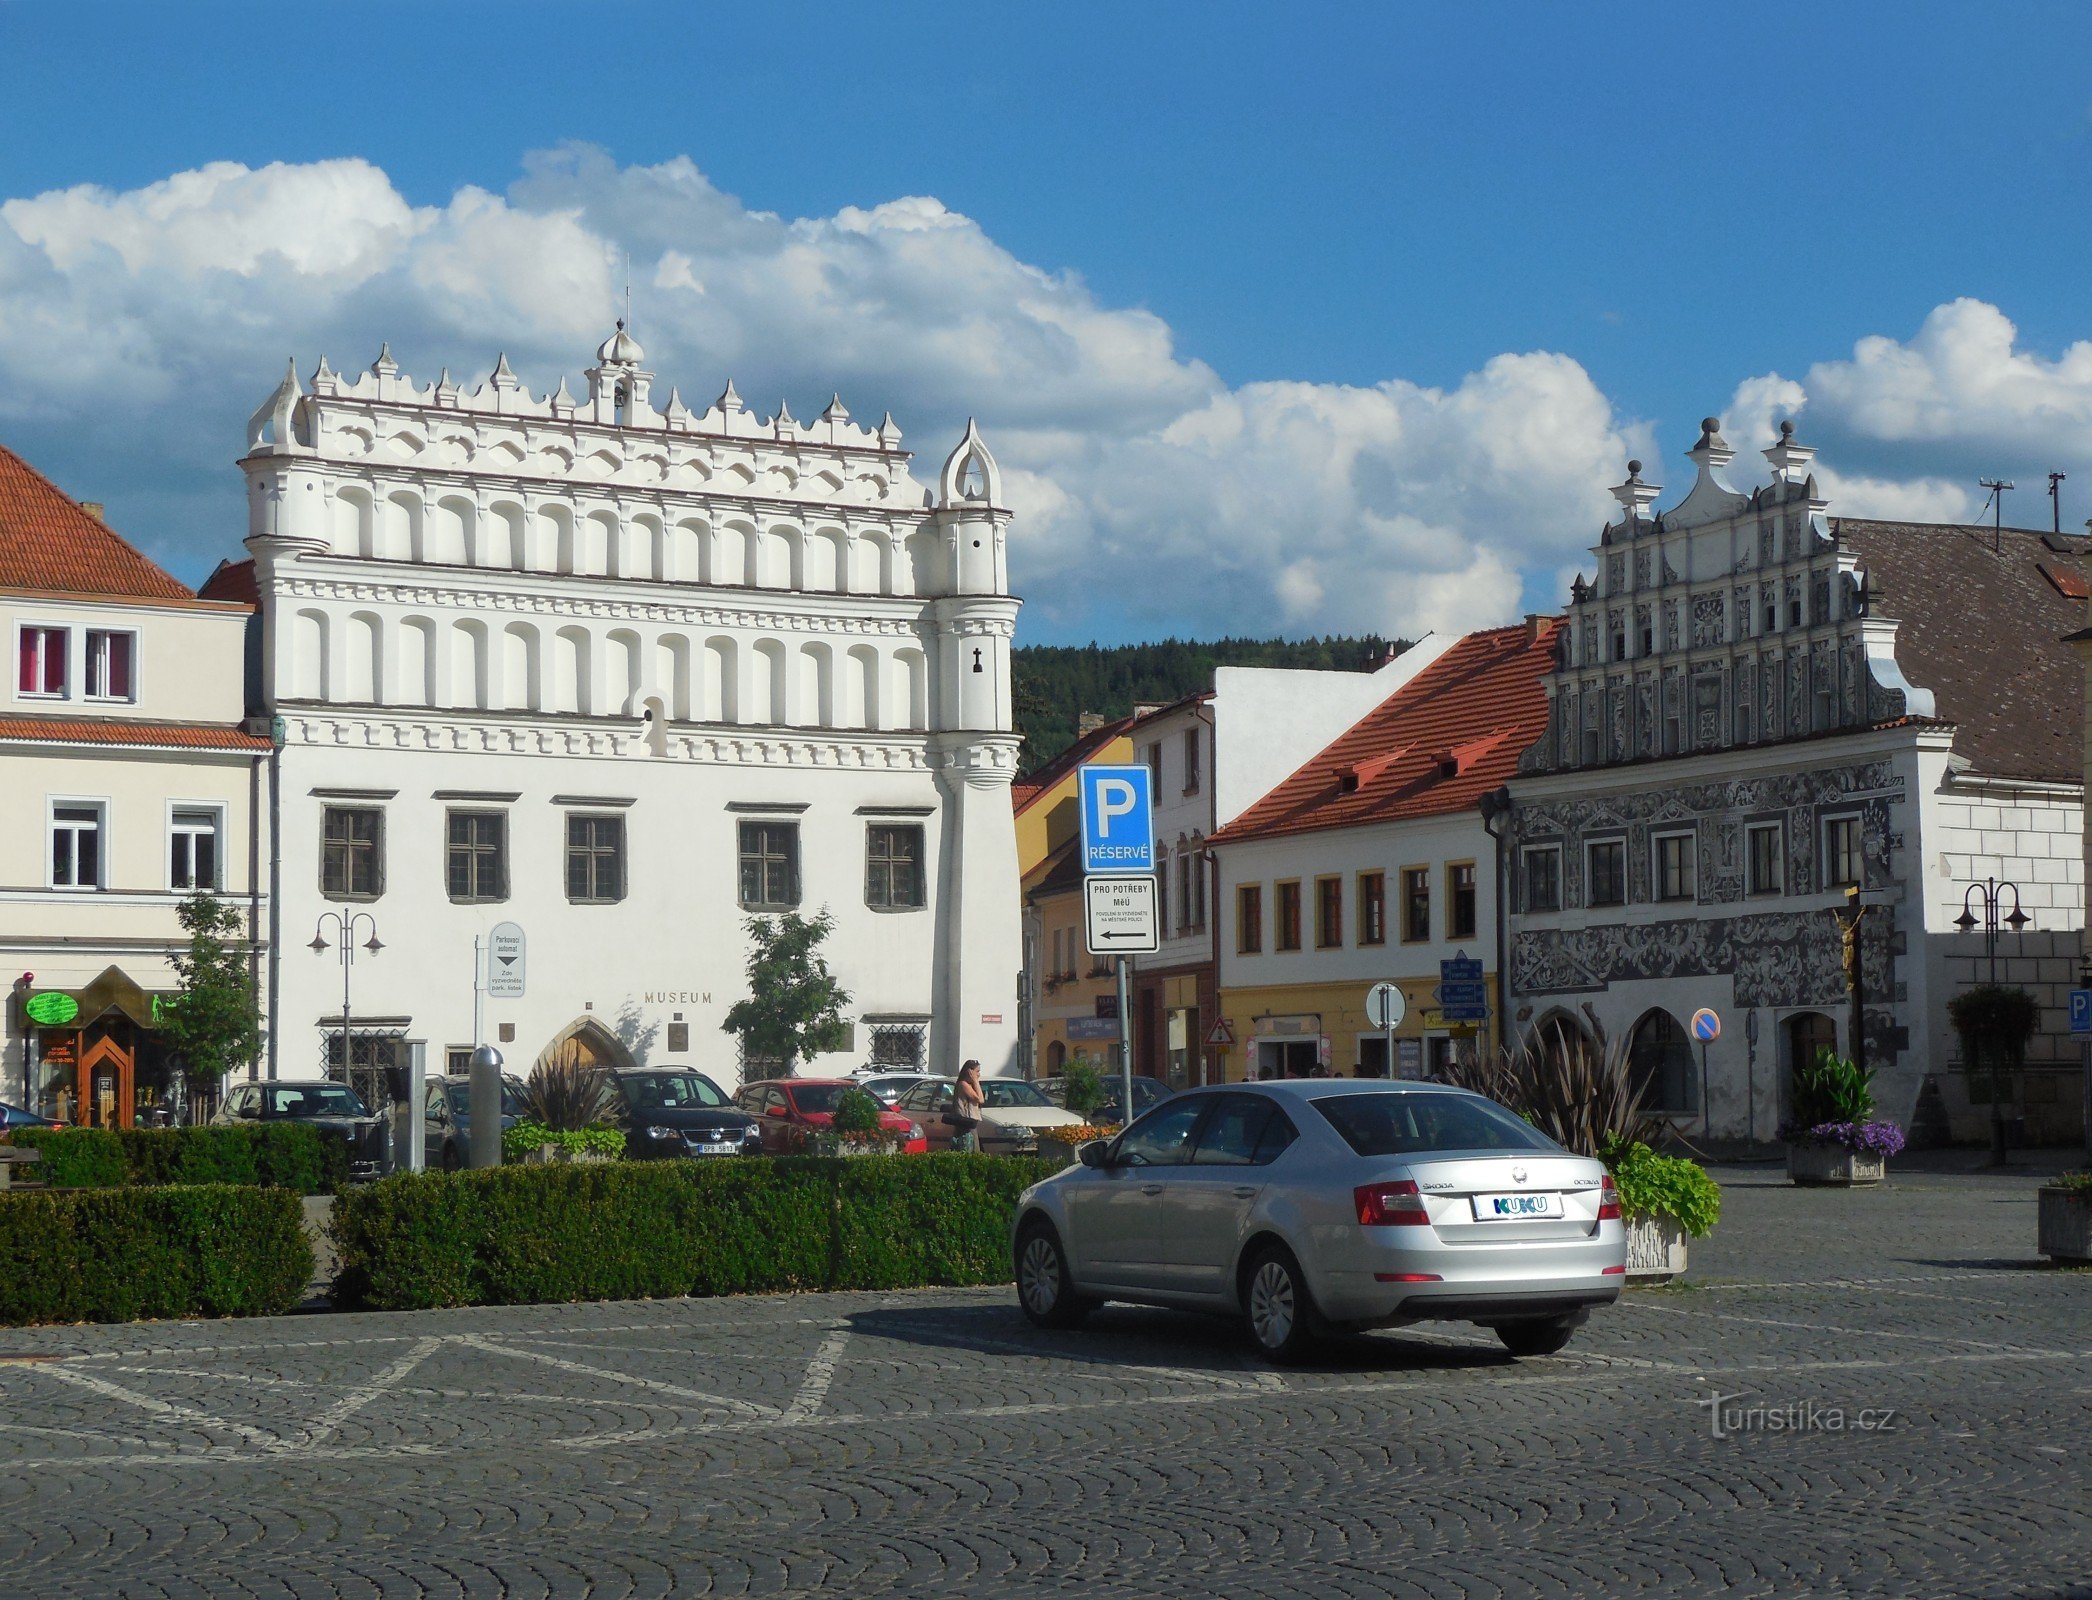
left=1140, top=1183, right=1163, bottom=1196
left=1231, top=1186, right=1257, bottom=1199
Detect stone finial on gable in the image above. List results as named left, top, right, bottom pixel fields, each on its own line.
left=1610, top=458, right=1661, bottom=526
left=1686, top=416, right=1737, bottom=489
left=1763, top=418, right=1818, bottom=487
left=938, top=418, right=1002, bottom=506
left=246, top=357, right=306, bottom=455
left=878, top=411, right=903, bottom=451
left=489, top=352, right=520, bottom=392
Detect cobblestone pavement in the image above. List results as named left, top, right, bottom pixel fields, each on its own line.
left=0, top=1166, right=2085, bottom=1599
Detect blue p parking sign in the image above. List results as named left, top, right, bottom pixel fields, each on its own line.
left=2071, top=990, right=2092, bottom=1035
left=1079, top=764, right=1154, bottom=875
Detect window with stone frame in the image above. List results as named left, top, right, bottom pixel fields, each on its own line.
left=568, top=813, right=627, bottom=904
left=1654, top=830, right=1696, bottom=903
left=1521, top=846, right=1561, bottom=913
left=1237, top=884, right=1263, bottom=954
left=1447, top=862, right=1478, bottom=940
left=322, top=1028, right=405, bottom=1114
left=864, top=824, right=924, bottom=911
left=1315, top=876, right=1343, bottom=949
left=1586, top=839, right=1627, bottom=907
left=321, top=806, right=384, bottom=900
left=1357, top=870, right=1387, bottom=944
left=1746, top=822, right=1784, bottom=896
left=1824, top=814, right=1863, bottom=888
left=866, top=1022, right=927, bottom=1070
left=1275, top=880, right=1302, bottom=952
left=736, top=819, right=796, bottom=910
left=1401, top=866, right=1431, bottom=943
left=446, top=810, right=507, bottom=903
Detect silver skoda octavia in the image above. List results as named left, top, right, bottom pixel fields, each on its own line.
left=1011, top=1079, right=1626, bottom=1362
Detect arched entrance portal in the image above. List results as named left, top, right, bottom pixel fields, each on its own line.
left=532, top=1017, right=638, bottom=1077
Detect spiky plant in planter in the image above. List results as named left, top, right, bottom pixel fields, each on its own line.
left=1778, top=1048, right=1903, bottom=1185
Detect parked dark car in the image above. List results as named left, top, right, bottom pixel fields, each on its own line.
left=1034, top=1073, right=1173, bottom=1124
left=0, top=1101, right=58, bottom=1130
left=214, top=1079, right=390, bottom=1180
left=607, top=1068, right=762, bottom=1159
left=423, top=1074, right=526, bottom=1171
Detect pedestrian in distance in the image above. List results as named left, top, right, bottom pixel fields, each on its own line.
left=949, top=1059, right=986, bottom=1152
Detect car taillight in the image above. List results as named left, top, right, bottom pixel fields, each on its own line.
left=1597, top=1178, right=1621, bottom=1222
left=1354, top=1179, right=1430, bottom=1226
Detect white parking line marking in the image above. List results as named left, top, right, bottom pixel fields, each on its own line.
left=1622, top=1298, right=2064, bottom=1355
left=452, top=1333, right=772, bottom=1416
left=278, top=1336, right=443, bottom=1452
left=782, top=1325, right=852, bottom=1422
left=33, top=1360, right=283, bottom=1449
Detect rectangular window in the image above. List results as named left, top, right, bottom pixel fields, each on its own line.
left=51, top=802, right=103, bottom=890
left=1655, top=831, right=1696, bottom=902
left=735, top=819, right=796, bottom=910
left=569, top=813, right=627, bottom=904
left=1825, top=815, right=1862, bottom=888
left=1448, top=862, right=1478, bottom=941
left=169, top=806, right=221, bottom=891
left=1183, top=727, right=1201, bottom=794
left=17, top=625, right=66, bottom=697
left=1357, top=870, right=1386, bottom=945
left=1155, top=856, right=1169, bottom=934
left=320, top=806, right=383, bottom=899
left=84, top=630, right=134, bottom=701
left=446, top=810, right=507, bottom=903
left=1315, top=876, right=1343, bottom=949
left=1237, top=884, right=1263, bottom=954
left=865, top=823, right=925, bottom=910
left=1587, top=840, right=1626, bottom=908
left=445, top=1047, right=473, bottom=1077
left=1522, top=847, right=1561, bottom=913
left=1746, top=823, right=1784, bottom=896
left=1275, top=881, right=1302, bottom=952
left=1401, top=867, right=1431, bottom=943
left=1186, top=848, right=1206, bottom=930
left=1147, top=741, right=1163, bottom=793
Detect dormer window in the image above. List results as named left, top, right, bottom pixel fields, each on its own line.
left=85, top=630, right=134, bottom=701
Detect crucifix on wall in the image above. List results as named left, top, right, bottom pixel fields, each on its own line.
left=1831, top=884, right=1872, bottom=1075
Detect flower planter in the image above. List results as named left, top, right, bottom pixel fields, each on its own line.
left=1786, top=1143, right=1886, bottom=1187
left=2036, top=1188, right=2092, bottom=1263
left=520, top=1145, right=614, bottom=1166
left=1623, top=1213, right=1689, bottom=1285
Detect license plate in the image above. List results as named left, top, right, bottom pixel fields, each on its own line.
left=699, top=1142, right=739, bottom=1155
left=1473, top=1192, right=1562, bottom=1220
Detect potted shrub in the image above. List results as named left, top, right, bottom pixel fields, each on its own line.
left=1603, top=1138, right=1721, bottom=1283
left=504, top=1122, right=623, bottom=1165
left=1779, top=1047, right=1904, bottom=1185
left=814, top=1087, right=901, bottom=1157
left=2037, top=1170, right=2092, bottom=1263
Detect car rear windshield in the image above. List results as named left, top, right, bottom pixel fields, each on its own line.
left=265, top=1084, right=370, bottom=1119
left=1309, top=1092, right=1559, bottom=1157
left=623, top=1073, right=730, bottom=1110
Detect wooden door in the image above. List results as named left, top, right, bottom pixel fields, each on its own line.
left=77, top=1030, right=135, bottom=1129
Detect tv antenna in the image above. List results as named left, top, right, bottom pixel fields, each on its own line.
left=1978, top=478, right=2013, bottom=553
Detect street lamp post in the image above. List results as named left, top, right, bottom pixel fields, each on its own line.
left=1955, top=878, right=2029, bottom=1166
left=309, top=912, right=383, bottom=1091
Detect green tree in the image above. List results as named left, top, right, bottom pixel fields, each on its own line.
left=159, top=893, right=263, bottom=1114
left=721, top=910, right=853, bottom=1072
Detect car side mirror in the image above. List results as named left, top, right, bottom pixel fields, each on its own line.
left=1078, top=1140, right=1111, bottom=1170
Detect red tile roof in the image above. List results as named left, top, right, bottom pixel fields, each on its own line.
left=1212, top=621, right=1562, bottom=845
left=0, top=717, right=270, bottom=751
left=198, top=557, right=259, bottom=606
left=0, top=445, right=195, bottom=603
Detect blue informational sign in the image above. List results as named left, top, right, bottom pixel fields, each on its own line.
left=1437, top=954, right=1489, bottom=1022
left=1079, top=764, right=1155, bottom=876
left=2071, top=990, right=2092, bottom=1035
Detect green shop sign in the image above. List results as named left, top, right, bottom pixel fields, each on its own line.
left=23, top=992, right=80, bottom=1027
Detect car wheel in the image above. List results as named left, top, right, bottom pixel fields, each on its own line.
left=1242, top=1243, right=1319, bottom=1364
left=1493, top=1315, right=1582, bottom=1358
left=441, top=1144, right=462, bottom=1173
left=1015, top=1220, right=1092, bottom=1329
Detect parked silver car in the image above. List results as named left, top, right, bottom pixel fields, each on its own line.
left=1010, top=1080, right=1625, bottom=1362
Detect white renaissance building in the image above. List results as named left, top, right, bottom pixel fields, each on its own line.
left=230, top=329, right=1021, bottom=1093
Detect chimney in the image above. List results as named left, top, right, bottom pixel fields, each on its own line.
left=1525, top=613, right=1546, bottom=644
left=1076, top=711, right=1107, bottom=737
left=80, top=501, right=105, bottom=523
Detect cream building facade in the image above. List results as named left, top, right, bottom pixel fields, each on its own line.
left=236, top=331, right=1022, bottom=1094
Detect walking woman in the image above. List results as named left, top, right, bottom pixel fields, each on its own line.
left=950, top=1059, right=986, bottom=1152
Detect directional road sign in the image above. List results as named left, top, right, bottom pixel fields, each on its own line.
left=1365, top=982, right=1407, bottom=1031
left=1079, top=764, right=1155, bottom=876
left=487, top=921, right=527, bottom=999
left=1084, top=875, right=1159, bottom=955
left=1437, top=954, right=1488, bottom=1022
left=1690, top=1007, right=1722, bottom=1043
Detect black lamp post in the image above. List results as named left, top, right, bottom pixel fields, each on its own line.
left=1955, top=878, right=2028, bottom=1166
left=310, top=912, right=383, bottom=1089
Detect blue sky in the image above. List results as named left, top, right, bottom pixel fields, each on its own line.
left=4, top=2, right=2092, bottom=642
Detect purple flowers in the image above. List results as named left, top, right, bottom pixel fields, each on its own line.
left=1779, top=1119, right=1907, bottom=1157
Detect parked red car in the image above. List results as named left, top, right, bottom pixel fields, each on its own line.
left=732, top=1078, right=930, bottom=1154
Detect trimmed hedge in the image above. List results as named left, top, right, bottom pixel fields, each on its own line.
left=8, top=1125, right=345, bottom=1195
left=332, top=1153, right=1061, bottom=1312
left=0, top=1185, right=314, bottom=1324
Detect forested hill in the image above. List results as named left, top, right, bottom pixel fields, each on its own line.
left=1013, top=635, right=1400, bottom=773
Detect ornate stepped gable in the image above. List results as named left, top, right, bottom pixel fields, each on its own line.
left=1520, top=418, right=1935, bottom=776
